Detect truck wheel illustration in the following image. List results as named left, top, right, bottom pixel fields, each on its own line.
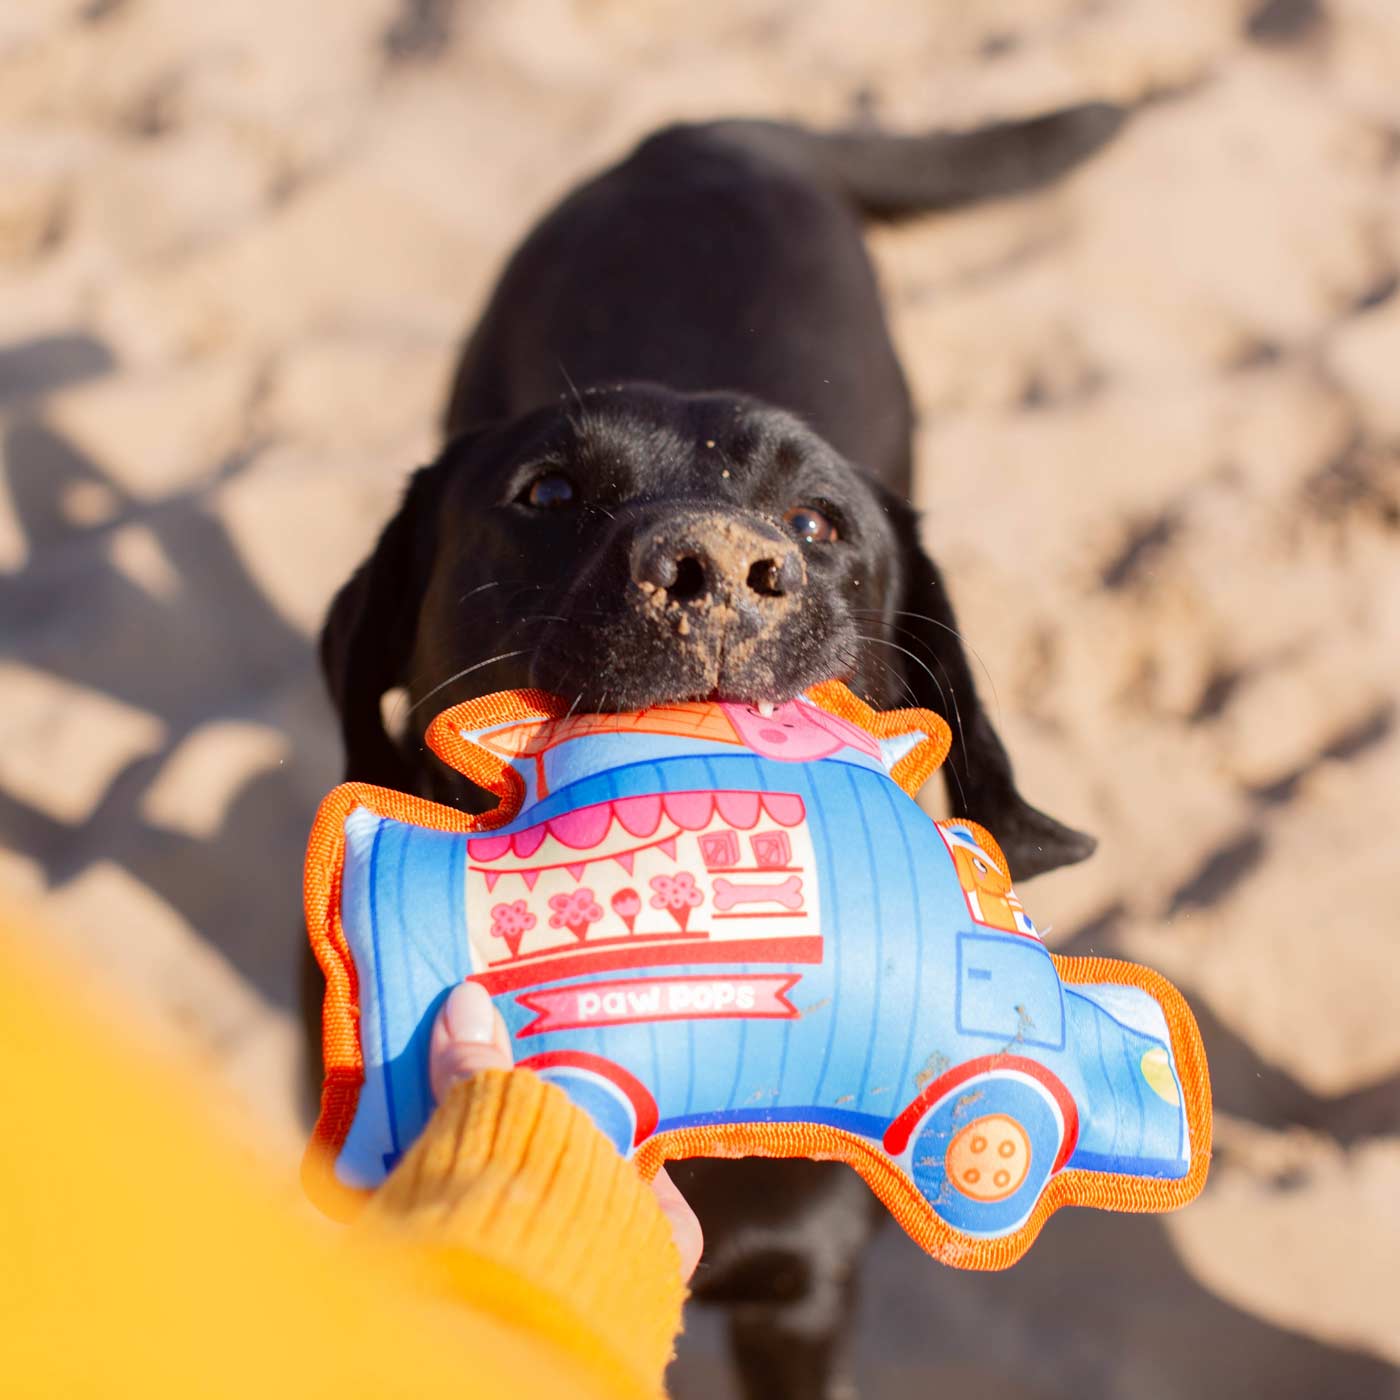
left=515, top=1050, right=658, bottom=1159
left=886, top=1056, right=1078, bottom=1237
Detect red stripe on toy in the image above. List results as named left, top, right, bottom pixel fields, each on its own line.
left=516, top=972, right=801, bottom=1035
left=514, top=1049, right=660, bottom=1144
left=881, top=1053, right=1080, bottom=1163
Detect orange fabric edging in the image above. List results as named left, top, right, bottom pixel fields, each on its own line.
left=303, top=684, right=1208, bottom=1268
left=633, top=954, right=1211, bottom=1270
left=805, top=679, right=951, bottom=795
left=304, top=689, right=573, bottom=1218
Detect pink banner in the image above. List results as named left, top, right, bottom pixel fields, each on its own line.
left=517, top=973, right=801, bottom=1035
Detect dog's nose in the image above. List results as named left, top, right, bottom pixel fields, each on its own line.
left=632, top=516, right=804, bottom=605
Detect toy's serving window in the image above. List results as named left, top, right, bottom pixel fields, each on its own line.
left=956, top=933, right=1066, bottom=1051
left=463, top=789, right=823, bottom=993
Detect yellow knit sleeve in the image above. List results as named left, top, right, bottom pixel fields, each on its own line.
left=363, top=1069, right=686, bottom=1396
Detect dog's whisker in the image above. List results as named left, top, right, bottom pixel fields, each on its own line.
left=405, top=649, right=535, bottom=718
left=856, top=606, right=1003, bottom=716
left=457, top=580, right=505, bottom=605
left=557, top=358, right=585, bottom=413
left=875, top=621, right=969, bottom=741
left=855, top=632, right=969, bottom=808
left=862, top=649, right=922, bottom=709
left=499, top=611, right=614, bottom=645
left=850, top=605, right=982, bottom=741
left=394, top=605, right=602, bottom=708
left=853, top=632, right=951, bottom=714
left=456, top=580, right=551, bottom=608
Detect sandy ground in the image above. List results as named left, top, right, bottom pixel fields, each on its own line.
left=2, top=0, right=1398, bottom=1394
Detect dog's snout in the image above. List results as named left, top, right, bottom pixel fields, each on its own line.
left=746, top=553, right=802, bottom=598
left=632, top=517, right=803, bottom=606
left=634, top=547, right=708, bottom=601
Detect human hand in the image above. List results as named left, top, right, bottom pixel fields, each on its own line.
left=429, top=980, right=703, bottom=1283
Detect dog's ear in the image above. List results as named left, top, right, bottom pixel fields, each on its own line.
left=320, top=462, right=445, bottom=789
left=881, top=497, right=1095, bottom=881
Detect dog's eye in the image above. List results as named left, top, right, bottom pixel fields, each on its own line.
left=522, top=472, right=576, bottom=509
left=783, top=505, right=838, bottom=543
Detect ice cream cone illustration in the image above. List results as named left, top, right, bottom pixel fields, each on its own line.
left=548, top=887, right=603, bottom=942
left=611, top=887, right=642, bottom=933
left=649, top=872, right=703, bottom=932
left=489, top=899, right=536, bottom=959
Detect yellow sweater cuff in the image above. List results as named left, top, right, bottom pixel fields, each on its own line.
left=363, top=1070, right=685, bottom=1393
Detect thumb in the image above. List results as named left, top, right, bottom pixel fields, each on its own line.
left=429, top=980, right=514, bottom=1102
left=648, top=1165, right=704, bottom=1283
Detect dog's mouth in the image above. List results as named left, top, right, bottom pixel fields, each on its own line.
left=525, top=606, right=853, bottom=716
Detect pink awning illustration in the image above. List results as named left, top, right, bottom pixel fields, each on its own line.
left=467, top=789, right=806, bottom=863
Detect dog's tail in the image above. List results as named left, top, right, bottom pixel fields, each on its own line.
left=693, top=102, right=1126, bottom=219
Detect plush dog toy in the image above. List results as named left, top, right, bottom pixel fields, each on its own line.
left=304, top=682, right=1210, bottom=1269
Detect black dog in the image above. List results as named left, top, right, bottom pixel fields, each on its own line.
left=316, top=106, right=1120, bottom=1397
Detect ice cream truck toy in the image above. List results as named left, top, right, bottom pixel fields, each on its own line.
left=303, top=682, right=1210, bottom=1269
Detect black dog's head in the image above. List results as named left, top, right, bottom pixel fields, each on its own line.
left=323, top=384, right=1093, bottom=878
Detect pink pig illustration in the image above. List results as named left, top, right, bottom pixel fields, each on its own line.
left=722, top=700, right=880, bottom=762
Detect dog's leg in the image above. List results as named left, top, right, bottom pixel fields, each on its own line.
left=727, top=1267, right=863, bottom=1400
left=682, top=1160, right=880, bottom=1399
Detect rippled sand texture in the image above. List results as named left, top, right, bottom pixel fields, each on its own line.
left=2, top=1, right=1397, bottom=1394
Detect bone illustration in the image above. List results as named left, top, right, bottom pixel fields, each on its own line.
left=712, top=874, right=804, bottom=912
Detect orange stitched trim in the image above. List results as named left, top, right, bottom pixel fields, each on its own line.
left=304, top=684, right=1211, bottom=1264
left=304, top=690, right=574, bottom=1218
left=632, top=955, right=1210, bottom=1271
left=804, top=681, right=951, bottom=795
left=303, top=780, right=491, bottom=1219
left=424, top=689, right=575, bottom=821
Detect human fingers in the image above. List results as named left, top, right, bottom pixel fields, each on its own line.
left=429, top=981, right=513, bottom=1102
left=648, top=1165, right=704, bottom=1283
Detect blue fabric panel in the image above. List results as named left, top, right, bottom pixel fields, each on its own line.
left=337, top=811, right=469, bottom=1183
left=1063, top=991, right=1188, bottom=1171
left=328, top=722, right=1194, bottom=1225
left=956, top=933, right=1066, bottom=1051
